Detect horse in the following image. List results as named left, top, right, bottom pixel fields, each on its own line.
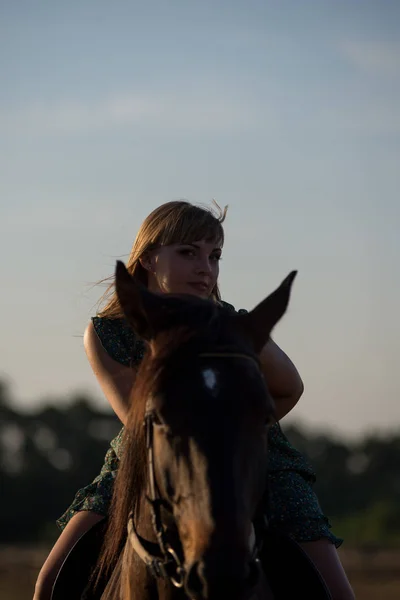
left=51, top=262, right=331, bottom=600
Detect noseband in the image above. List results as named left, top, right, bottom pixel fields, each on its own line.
left=127, top=351, right=269, bottom=588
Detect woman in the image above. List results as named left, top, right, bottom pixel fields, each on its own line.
left=34, top=200, right=354, bottom=600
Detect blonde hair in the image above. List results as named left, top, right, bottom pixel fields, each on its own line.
left=97, top=200, right=227, bottom=318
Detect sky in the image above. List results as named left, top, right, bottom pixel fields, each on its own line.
left=1, top=0, right=399, bottom=439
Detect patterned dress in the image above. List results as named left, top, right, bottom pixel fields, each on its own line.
left=57, top=303, right=342, bottom=547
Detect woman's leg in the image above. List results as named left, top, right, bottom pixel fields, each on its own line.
left=299, top=539, right=355, bottom=600
left=33, top=511, right=105, bottom=600
left=266, top=468, right=354, bottom=599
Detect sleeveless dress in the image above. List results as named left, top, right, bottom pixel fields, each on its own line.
left=57, top=303, right=342, bottom=547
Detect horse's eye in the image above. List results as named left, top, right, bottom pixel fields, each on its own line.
left=153, top=416, right=173, bottom=440
left=152, top=411, right=163, bottom=425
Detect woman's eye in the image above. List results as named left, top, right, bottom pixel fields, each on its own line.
left=178, top=248, right=196, bottom=257
left=178, top=248, right=221, bottom=262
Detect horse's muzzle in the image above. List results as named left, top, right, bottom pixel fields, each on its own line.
left=184, top=554, right=261, bottom=600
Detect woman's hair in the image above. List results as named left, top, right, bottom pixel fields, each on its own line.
left=97, top=200, right=227, bottom=318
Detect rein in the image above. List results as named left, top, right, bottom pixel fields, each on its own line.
left=127, top=350, right=269, bottom=589
left=127, top=405, right=186, bottom=588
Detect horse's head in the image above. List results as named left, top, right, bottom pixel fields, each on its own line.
left=115, top=261, right=296, bottom=599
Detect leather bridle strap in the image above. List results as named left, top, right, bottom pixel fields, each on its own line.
left=127, top=408, right=186, bottom=588
left=199, top=351, right=260, bottom=369
left=127, top=512, right=184, bottom=585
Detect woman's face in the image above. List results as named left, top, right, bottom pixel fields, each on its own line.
left=143, top=239, right=222, bottom=299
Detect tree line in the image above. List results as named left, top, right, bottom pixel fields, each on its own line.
left=1, top=380, right=399, bottom=548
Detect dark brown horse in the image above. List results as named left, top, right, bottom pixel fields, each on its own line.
left=89, top=260, right=298, bottom=600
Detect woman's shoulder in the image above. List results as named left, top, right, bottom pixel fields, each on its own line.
left=90, top=302, right=247, bottom=365
left=91, top=316, right=145, bottom=367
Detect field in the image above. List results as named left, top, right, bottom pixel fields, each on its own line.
left=1, top=546, right=399, bottom=600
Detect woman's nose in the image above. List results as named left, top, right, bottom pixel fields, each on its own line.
left=195, top=257, right=212, bottom=274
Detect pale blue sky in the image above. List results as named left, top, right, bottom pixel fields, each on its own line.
left=1, top=0, right=399, bottom=438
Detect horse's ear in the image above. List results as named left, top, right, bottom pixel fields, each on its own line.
left=115, top=261, right=167, bottom=340
left=235, top=271, right=297, bottom=353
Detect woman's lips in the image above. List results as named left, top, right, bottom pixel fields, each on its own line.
left=188, top=282, right=210, bottom=294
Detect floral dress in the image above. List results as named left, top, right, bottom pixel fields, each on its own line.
left=57, top=303, right=342, bottom=547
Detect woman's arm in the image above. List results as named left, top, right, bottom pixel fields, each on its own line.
left=84, top=321, right=136, bottom=425
left=259, top=338, right=304, bottom=421
left=84, top=321, right=302, bottom=423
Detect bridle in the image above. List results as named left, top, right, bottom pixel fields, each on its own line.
left=127, top=351, right=270, bottom=589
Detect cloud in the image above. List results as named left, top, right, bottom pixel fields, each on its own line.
left=340, top=41, right=400, bottom=78
left=0, top=85, right=259, bottom=137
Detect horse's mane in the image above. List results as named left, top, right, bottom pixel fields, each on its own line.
left=95, top=302, right=221, bottom=584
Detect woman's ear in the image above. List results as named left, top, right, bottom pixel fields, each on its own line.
left=139, top=252, right=153, bottom=272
